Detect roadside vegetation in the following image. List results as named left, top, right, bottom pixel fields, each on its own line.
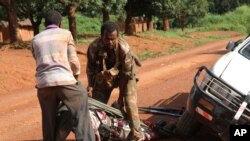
left=7, top=5, right=248, bottom=61
left=198, top=5, right=250, bottom=34
left=63, top=5, right=249, bottom=60
left=65, top=5, right=250, bottom=38
left=136, top=31, right=232, bottom=61
left=1, top=2, right=250, bottom=60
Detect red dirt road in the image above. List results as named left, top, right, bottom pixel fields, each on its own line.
left=0, top=34, right=244, bottom=141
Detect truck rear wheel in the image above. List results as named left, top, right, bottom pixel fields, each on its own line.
left=175, top=111, right=200, bottom=138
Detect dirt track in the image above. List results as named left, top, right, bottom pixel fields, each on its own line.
left=0, top=35, right=244, bottom=141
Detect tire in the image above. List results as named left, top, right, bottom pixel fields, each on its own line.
left=175, top=111, right=200, bottom=139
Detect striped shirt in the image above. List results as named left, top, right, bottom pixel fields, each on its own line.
left=31, top=25, right=80, bottom=88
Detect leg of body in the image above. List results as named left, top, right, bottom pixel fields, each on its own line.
left=56, top=81, right=95, bottom=141
left=119, top=75, right=143, bottom=140
left=37, top=87, right=59, bottom=141
left=55, top=107, right=72, bottom=141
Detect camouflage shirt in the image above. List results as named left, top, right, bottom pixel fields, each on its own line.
left=86, top=37, right=135, bottom=87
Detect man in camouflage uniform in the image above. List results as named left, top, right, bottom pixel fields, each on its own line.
left=86, top=21, right=143, bottom=140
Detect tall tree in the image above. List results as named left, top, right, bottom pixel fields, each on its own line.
left=186, top=0, right=209, bottom=27
left=136, top=0, right=155, bottom=31
left=175, top=0, right=188, bottom=31
left=0, top=0, right=21, bottom=43
left=152, top=0, right=175, bottom=31
left=175, top=0, right=208, bottom=31
left=239, top=0, right=250, bottom=5
left=80, top=0, right=126, bottom=23
left=102, top=0, right=127, bottom=22
left=0, top=6, right=7, bottom=21
left=102, top=0, right=110, bottom=22
left=124, top=0, right=157, bottom=34
left=124, top=0, right=134, bottom=35
left=209, top=0, right=240, bottom=14
left=57, top=0, right=82, bottom=40
left=124, top=0, right=154, bottom=34
left=16, top=0, right=60, bottom=35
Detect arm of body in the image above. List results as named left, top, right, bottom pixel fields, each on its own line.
left=118, top=38, right=136, bottom=107
left=67, top=33, right=81, bottom=80
left=86, top=41, right=99, bottom=96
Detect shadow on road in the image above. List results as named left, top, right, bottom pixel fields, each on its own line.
left=140, top=92, right=188, bottom=123
left=140, top=92, right=222, bottom=141
left=199, top=50, right=227, bottom=55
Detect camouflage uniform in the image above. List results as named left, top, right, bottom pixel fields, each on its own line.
left=86, top=37, right=143, bottom=140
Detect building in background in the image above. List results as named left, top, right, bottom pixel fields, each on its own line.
left=0, top=19, right=33, bottom=43
left=116, top=17, right=148, bottom=34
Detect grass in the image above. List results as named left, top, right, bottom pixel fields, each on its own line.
left=61, top=14, right=102, bottom=35
left=75, top=36, right=96, bottom=45
left=138, top=46, right=184, bottom=61
left=138, top=50, right=154, bottom=61
left=198, top=5, right=250, bottom=34
left=36, top=6, right=249, bottom=61
left=168, top=46, right=184, bottom=54
left=194, top=35, right=230, bottom=46
left=142, top=29, right=196, bottom=40
left=136, top=29, right=239, bottom=61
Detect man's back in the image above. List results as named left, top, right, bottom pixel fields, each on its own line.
left=32, top=27, right=80, bottom=88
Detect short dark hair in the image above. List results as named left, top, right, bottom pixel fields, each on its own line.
left=44, top=10, right=62, bottom=26
left=101, top=21, right=119, bottom=36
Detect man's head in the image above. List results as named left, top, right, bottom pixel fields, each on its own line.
left=101, top=21, right=119, bottom=49
left=44, top=10, right=62, bottom=27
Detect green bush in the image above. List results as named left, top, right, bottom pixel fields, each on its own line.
left=61, top=14, right=102, bottom=34
left=198, top=5, right=250, bottom=34
left=61, top=14, right=120, bottom=35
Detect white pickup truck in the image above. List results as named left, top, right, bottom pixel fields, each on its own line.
left=175, top=36, right=250, bottom=141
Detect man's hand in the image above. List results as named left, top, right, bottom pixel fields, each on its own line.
left=87, top=86, right=93, bottom=97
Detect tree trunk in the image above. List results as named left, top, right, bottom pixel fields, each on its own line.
left=33, top=23, right=40, bottom=36
left=1, top=0, right=21, bottom=43
left=179, top=12, right=185, bottom=31
left=102, top=9, right=110, bottom=23
left=125, top=0, right=133, bottom=35
left=29, top=14, right=42, bottom=36
left=147, top=15, right=154, bottom=31
left=67, top=3, right=78, bottom=40
left=102, top=0, right=110, bottom=23
left=163, top=17, right=170, bottom=31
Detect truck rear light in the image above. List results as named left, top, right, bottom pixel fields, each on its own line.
left=195, top=107, right=213, bottom=121
left=198, top=98, right=214, bottom=111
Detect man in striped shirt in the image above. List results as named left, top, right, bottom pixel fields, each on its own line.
left=31, top=10, right=94, bottom=141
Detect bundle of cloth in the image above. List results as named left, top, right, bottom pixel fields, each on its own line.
left=58, top=97, right=170, bottom=141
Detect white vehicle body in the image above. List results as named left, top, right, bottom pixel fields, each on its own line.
left=211, top=36, right=250, bottom=96
left=175, top=36, right=250, bottom=141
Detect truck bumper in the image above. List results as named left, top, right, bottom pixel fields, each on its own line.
left=186, top=86, right=233, bottom=135
left=185, top=66, right=250, bottom=138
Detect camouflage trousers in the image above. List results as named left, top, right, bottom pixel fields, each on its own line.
left=92, top=73, right=143, bottom=140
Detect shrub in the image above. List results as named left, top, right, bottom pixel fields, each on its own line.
left=198, top=5, right=250, bottom=34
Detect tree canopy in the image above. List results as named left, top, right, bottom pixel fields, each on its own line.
left=1, top=0, right=250, bottom=43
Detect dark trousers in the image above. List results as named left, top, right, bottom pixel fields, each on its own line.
left=37, top=81, right=95, bottom=141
